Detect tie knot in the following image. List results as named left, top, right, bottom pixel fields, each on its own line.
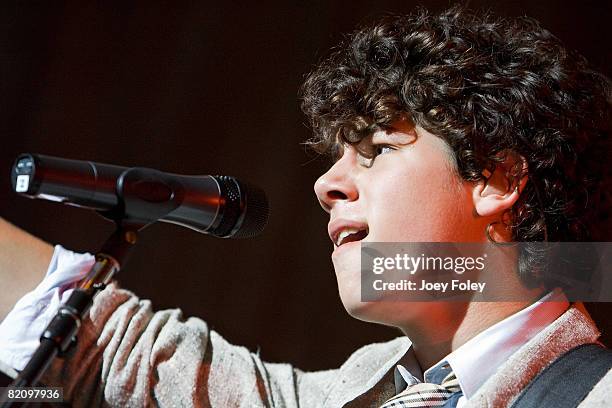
left=381, top=368, right=461, bottom=408
left=439, top=371, right=461, bottom=393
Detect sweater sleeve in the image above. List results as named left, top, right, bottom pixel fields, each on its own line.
left=40, top=280, right=338, bottom=407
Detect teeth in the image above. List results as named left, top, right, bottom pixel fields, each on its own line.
left=336, top=228, right=362, bottom=246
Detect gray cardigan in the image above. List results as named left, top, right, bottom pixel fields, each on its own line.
left=39, top=283, right=610, bottom=407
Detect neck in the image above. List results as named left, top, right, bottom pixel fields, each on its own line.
left=401, top=297, right=543, bottom=371
left=399, top=246, right=546, bottom=371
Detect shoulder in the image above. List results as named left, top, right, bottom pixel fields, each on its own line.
left=340, top=336, right=411, bottom=371
left=318, top=337, right=410, bottom=407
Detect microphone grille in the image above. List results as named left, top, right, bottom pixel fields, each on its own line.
left=211, top=176, right=269, bottom=239
left=233, top=181, right=270, bottom=239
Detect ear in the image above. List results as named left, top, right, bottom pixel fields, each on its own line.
left=472, top=152, right=528, bottom=217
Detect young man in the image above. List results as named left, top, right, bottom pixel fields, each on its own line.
left=0, top=6, right=610, bottom=408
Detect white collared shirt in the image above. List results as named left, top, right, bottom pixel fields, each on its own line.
left=394, top=289, right=569, bottom=408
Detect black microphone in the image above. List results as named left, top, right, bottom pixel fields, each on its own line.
left=10, top=154, right=269, bottom=238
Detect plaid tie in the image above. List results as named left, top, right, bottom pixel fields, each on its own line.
left=380, top=370, right=461, bottom=408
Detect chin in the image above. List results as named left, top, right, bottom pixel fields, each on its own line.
left=339, top=287, right=430, bottom=329
left=339, top=291, right=400, bottom=327
left=333, top=250, right=419, bottom=327
left=340, top=296, right=373, bottom=320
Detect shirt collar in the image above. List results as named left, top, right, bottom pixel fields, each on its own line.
left=394, top=347, right=422, bottom=391
left=395, top=289, right=569, bottom=398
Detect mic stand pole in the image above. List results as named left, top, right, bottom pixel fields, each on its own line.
left=0, top=223, right=142, bottom=408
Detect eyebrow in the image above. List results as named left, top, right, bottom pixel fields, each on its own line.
left=371, top=128, right=417, bottom=145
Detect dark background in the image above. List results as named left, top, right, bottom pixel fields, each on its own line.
left=1, top=1, right=610, bottom=371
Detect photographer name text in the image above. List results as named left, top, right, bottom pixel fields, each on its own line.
left=372, top=279, right=486, bottom=293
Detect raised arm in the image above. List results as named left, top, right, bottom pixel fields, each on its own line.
left=37, top=282, right=341, bottom=407
left=0, top=225, right=344, bottom=406
left=0, top=222, right=403, bottom=406
left=37, top=281, right=404, bottom=407
left=0, top=218, right=53, bottom=320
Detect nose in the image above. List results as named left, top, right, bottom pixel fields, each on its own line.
left=314, top=150, right=359, bottom=213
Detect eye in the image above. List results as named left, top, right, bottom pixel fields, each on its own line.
left=356, top=144, right=396, bottom=167
left=375, top=145, right=395, bottom=156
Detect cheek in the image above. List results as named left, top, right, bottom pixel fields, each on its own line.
left=366, top=162, right=470, bottom=242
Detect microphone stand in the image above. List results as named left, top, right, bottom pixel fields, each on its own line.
left=0, top=224, right=141, bottom=408
left=1, top=167, right=181, bottom=408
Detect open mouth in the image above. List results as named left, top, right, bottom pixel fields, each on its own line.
left=335, top=227, right=369, bottom=247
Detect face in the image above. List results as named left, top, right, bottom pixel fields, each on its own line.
left=314, top=121, right=483, bottom=324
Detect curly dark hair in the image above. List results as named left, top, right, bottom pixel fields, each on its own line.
left=301, top=6, right=611, bottom=286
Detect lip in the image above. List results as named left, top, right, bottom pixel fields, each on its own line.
left=328, top=218, right=369, bottom=248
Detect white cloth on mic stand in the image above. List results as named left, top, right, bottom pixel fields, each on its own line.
left=0, top=245, right=93, bottom=370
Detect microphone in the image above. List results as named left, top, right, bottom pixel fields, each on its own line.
left=10, top=154, right=269, bottom=238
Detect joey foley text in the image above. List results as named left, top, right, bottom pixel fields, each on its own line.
left=367, top=252, right=488, bottom=294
